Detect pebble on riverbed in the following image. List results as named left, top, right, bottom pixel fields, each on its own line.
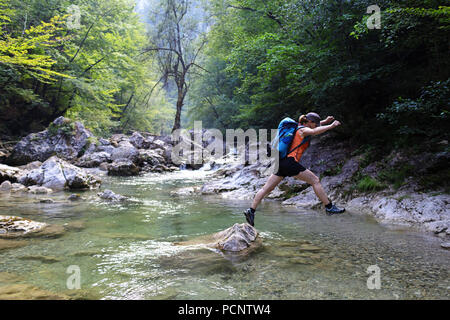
left=440, top=242, right=450, bottom=249
left=68, top=194, right=82, bottom=201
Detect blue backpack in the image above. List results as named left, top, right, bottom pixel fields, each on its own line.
left=272, top=117, right=310, bottom=159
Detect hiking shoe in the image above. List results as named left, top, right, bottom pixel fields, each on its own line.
left=244, top=208, right=255, bottom=226
left=326, top=204, right=345, bottom=215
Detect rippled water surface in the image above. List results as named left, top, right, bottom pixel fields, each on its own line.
left=0, top=170, right=448, bottom=299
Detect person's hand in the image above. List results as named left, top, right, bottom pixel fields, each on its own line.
left=325, top=116, right=335, bottom=124
left=331, top=120, right=341, bottom=128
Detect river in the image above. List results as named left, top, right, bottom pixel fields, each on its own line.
left=0, top=169, right=448, bottom=299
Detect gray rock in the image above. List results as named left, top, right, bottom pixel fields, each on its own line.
left=440, top=242, right=450, bottom=249
left=98, top=138, right=110, bottom=146
left=7, top=117, right=94, bottom=165
left=0, top=180, right=12, bottom=191
left=39, top=199, right=54, bottom=204
left=213, top=223, right=259, bottom=252
left=97, top=189, right=128, bottom=202
left=0, top=215, right=48, bottom=237
left=68, top=194, right=81, bottom=201
left=99, top=162, right=109, bottom=171
left=10, top=183, right=27, bottom=193
left=129, top=132, right=150, bottom=149
left=107, top=160, right=139, bottom=176
left=76, top=151, right=111, bottom=168
left=111, top=141, right=139, bottom=163
left=18, top=161, right=42, bottom=171
left=18, top=156, right=101, bottom=191
left=28, top=186, right=53, bottom=194
left=0, top=164, right=23, bottom=183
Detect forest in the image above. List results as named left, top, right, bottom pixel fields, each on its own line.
left=0, top=0, right=449, bottom=151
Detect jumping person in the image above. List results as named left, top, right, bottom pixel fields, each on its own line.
left=243, top=112, right=345, bottom=226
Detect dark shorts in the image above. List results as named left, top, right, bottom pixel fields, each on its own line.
left=274, top=157, right=307, bottom=177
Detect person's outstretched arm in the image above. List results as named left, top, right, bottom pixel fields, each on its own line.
left=320, top=116, right=335, bottom=126
left=300, top=120, right=341, bottom=137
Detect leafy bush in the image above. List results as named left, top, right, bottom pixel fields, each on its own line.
left=379, top=164, right=414, bottom=190
left=377, top=79, right=450, bottom=146
left=356, top=176, right=386, bottom=192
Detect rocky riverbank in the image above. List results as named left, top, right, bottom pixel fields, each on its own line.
left=0, top=116, right=182, bottom=197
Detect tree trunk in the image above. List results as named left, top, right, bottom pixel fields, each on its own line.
left=172, top=90, right=183, bottom=133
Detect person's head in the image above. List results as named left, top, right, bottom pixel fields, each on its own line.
left=299, top=112, right=321, bottom=129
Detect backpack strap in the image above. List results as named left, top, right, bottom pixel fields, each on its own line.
left=286, top=125, right=310, bottom=157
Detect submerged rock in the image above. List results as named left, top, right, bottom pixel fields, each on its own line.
left=97, top=189, right=128, bottom=202
left=170, top=186, right=200, bottom=196
left=18, top=156, right=101, bottom=191
left=0, top=283, right=70, bottom=300
left=18, top=255, right=61, bottom=263
left=0, top=239, right=28, bottom=251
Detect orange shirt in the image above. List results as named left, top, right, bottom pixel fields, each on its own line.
left=287, top=128, right=310, bottom=162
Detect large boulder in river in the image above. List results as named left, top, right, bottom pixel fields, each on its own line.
left=176, top=223, right=259, bottom=252
left=18, top=156, right=101, bottom=191
left=7, top=117, right=94, bottom=165
left=212, top=223, right=259, bottom=252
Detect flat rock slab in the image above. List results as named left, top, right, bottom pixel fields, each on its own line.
left=0, top=215, right=65, bottom=239
left=0, top=215, right=47, bottom=236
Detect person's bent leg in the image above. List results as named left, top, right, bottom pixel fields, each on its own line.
left=293, top=169, right=345, bottom=214
left=293, top=169, right=329, bottom=205
left=251, top=174, right=284, bottom=210
left=244, top=174, right=283, bottom=226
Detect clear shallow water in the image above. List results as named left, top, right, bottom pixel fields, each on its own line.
left=0, top=169, right=448, bottom=300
